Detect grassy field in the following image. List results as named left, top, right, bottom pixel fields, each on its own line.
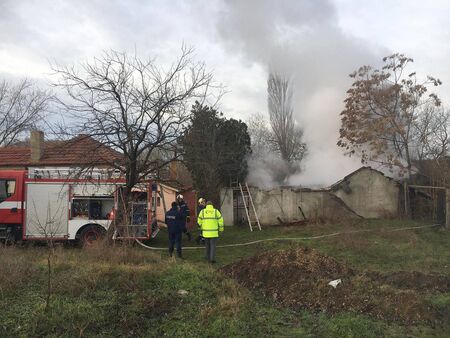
left=151, top=219, right=450, bottom=274
left=1, top=219, right=449, bottom=337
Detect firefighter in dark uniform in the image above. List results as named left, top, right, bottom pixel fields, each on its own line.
left=165, top=201, right=184, bottom=258
left=176, top=194, right=192, bottom=241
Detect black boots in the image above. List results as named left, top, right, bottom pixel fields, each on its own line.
left=169, top=250, right=184, bottom=259
left=196, top=236, right=205, bottom=245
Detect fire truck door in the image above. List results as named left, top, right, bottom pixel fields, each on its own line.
left=0, top=179, right=21, bottom=224
left=25, top=183, right=70, bottom=238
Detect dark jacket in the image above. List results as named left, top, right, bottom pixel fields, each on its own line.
left=178, top=200, right=190, bottom=222
left=197, top=204, right=205, bottom=215
left=197, top=204, right=205, bottom=231
left=165, top=207, right=183, bottom=234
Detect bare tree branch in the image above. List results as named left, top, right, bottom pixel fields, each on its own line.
left=51, top=47, right=215, bottom=213
left=0, top=79, right=52, bottom=146
left=267, top=72, right=306, bottom=163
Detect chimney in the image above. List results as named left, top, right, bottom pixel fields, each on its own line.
left=30, top=130, right=44, bottom=162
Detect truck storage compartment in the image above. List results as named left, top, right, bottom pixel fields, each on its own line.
left=71, top=197, right=114, bottom=220
left=25, top=183, right=69, bottom=238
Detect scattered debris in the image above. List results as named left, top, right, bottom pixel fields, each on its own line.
left=273, top=219, right=308, bottom=227
left=177, top=289, right=189, bottom=296
left=297, top=205, right=307, bottom=221
left=328, top=279, right=342, bottom=288
left=221, top=247, right=449, bottom=324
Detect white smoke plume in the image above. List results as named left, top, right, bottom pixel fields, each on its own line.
left=217, top=0, right=387, bottom=187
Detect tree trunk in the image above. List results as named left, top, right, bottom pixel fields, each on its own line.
left=45, top=242, right=53, bottom=312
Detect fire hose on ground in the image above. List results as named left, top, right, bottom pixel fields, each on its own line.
left=135, top=223, right=441, bottom=251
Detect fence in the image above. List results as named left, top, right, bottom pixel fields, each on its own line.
left=405, top=183, right=450, bottom=229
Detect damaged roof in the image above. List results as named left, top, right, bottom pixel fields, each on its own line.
left=330, top=166, right=399, bottom=191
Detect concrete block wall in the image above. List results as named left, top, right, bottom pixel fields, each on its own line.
left=333, top=169, right=399, bottom=218
left=221, top=187, right=361, bottom=226
left=220, top=168, right=401, bottom=226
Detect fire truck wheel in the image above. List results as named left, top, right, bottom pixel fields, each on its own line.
left=79, top=225, right=105, bottom=246
left=4, top=232, right=15, bottom=246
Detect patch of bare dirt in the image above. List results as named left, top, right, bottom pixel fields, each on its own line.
left=220, top=247, right=448, bottom=325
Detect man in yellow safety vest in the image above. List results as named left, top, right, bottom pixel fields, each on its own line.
left=197, top=201, right=224, bottom=263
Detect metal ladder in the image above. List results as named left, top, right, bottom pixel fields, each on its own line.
left=239, top=182, right=262, bottom=231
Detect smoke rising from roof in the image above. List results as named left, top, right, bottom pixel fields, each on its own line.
left=217, top=0, right=386, bottom=187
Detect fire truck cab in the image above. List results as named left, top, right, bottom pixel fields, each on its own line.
left=0, top=170, right=25, bottom=243
left=0, top=169, right=152, bottom=245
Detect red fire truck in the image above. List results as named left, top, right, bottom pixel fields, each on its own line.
left=0, top=168, right=196, bottom=245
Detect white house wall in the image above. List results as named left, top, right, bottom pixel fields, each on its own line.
left=156, top=184, right=177, bottom=221
left=219, top=188, right=233, bottom=224
left=333, top=169, right=399, bottom=218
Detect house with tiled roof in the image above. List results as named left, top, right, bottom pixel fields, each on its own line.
left=0, top=131, right=198, bottom=224
left=0, top=130, right=124, bottom=175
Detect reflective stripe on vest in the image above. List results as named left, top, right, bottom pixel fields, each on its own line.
left=199, top=210, right=219, bottom=220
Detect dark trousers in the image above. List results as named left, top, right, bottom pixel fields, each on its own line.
left=205, top=237, right=217, bottom=262
left=169, top=232, right=182, bottom=256
left=183, top=223, right=192, bottom=240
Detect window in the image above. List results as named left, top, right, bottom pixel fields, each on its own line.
left=72, top=199, right=89, bottom=219
left=0, top=180, right=16, bottom=200
left=157, top=197, right=161, bottom=207
left=7, top=180, right=16, bottom=196
left=71, top=197, right=114, bottom=220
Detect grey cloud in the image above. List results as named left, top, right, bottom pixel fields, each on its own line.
left=0, top=0, right=213, bottom=66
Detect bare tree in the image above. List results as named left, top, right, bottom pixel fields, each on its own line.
left=29, top=196, right=66, bottom=312
left=414, top=105, right=450, bottom=161
left=267, top=72, right=306, bottom=163
left=413, top=105, right=450, bottom=186
left=51, top=47, right=213, bottom=213
left=0, top=79, right=51, bottom=146
left=244, top=76, right=307, bottom=186
left=246, top=112, right=273, bottom=159
left=246, top=111, right=302, bottom=186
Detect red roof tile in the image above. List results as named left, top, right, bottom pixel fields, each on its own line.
left=0, top=135, right=123, bottom=167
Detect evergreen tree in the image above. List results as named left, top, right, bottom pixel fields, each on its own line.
left=182, top=102, right=251, bottom=204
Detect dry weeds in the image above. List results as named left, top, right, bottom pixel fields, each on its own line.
left=221, top=246, right=450, bottom=325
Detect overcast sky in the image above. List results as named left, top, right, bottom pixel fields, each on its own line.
left=1, top=0, right=449, bottom=185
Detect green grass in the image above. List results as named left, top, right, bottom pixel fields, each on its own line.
left=151, top=219, right=450, bottom=274
left=0, top=246, right=297, bottom=337
left=1, top=219, right=449, bottom=337
left=430, top=292, right=450, bottom=312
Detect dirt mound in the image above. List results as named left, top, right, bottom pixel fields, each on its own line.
left=221, top=247, right=447, bottom=325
